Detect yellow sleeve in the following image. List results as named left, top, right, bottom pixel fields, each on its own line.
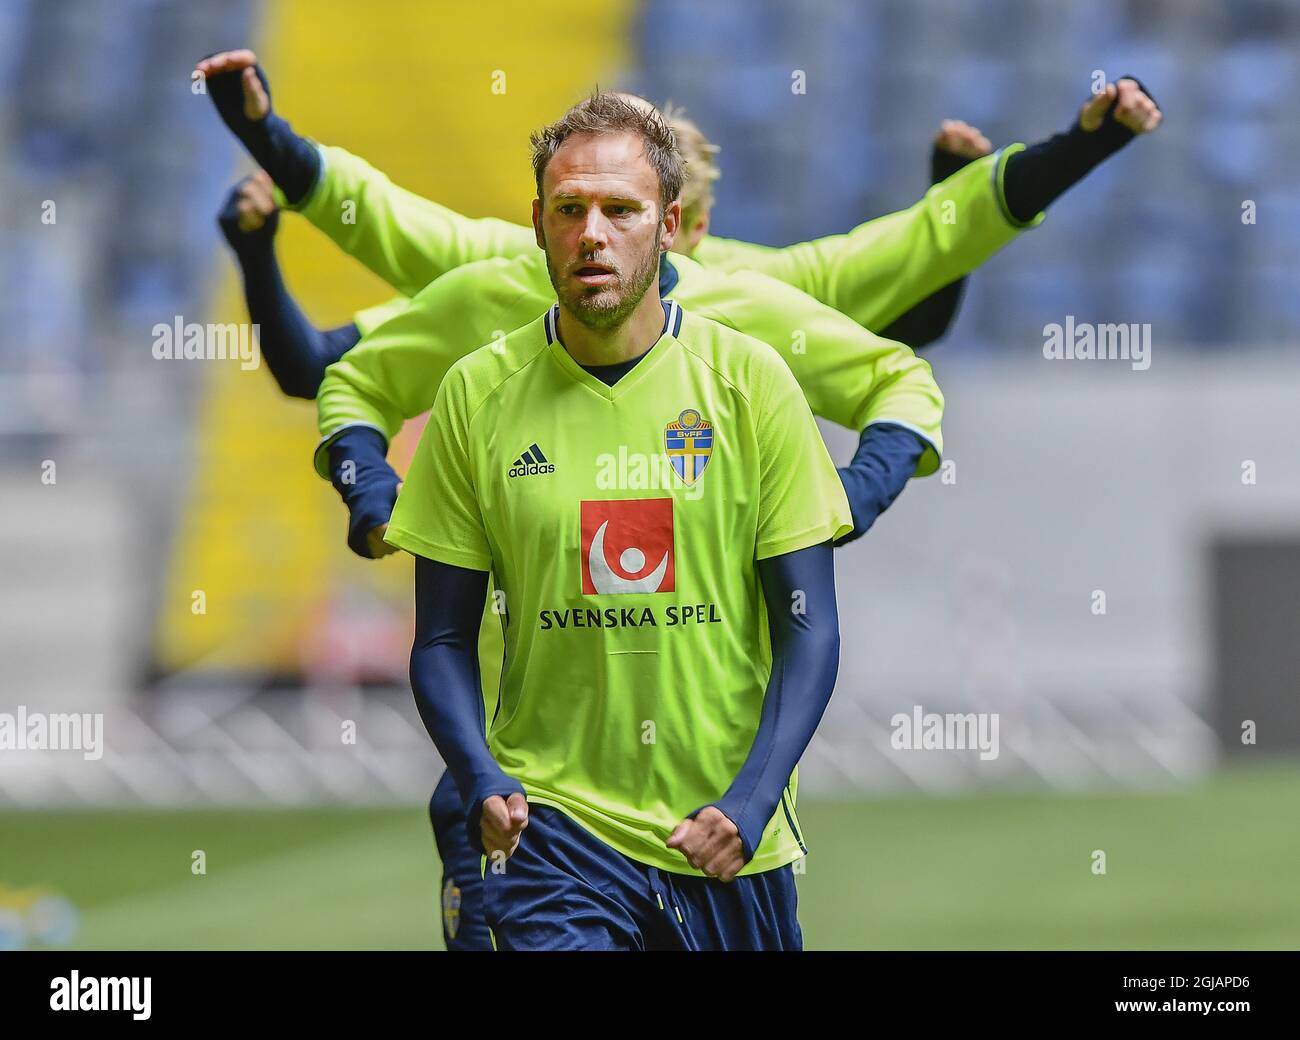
left=705, top=271, right=945, bottom=476
left=752, top=351, right=854, bottom=560
left=314, top=257, right=536, bottom=478
left=384, top=365, right=492, bottom=570
left=694, top=146, right=1042, bottom=331
left=287, top=144, right=538, bottom=298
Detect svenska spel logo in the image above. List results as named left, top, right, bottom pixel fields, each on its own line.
left=580, top=498, right=675, bottom=595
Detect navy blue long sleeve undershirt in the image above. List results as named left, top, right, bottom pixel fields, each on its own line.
left=1002, top=75, right=1154, bottom=224
left=218, top=183, right=360, bottom=399
left=709, top=540, right=840, bottom=862
left=410, top=556, right=523, bottom=855
left=325, top=427, right=402, bottom=559
left=205, top=62, right=320, bottom=204
left=835, top=422, right=929, bottom=546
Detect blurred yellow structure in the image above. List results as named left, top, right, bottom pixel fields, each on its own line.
left=154, top=1, right=633, bottom=675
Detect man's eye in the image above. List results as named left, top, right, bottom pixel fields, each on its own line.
left=559, top=204, right=581, bottom=216
left=608, top=206, right=633, bottom=216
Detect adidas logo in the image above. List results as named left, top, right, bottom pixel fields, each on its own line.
left=508, top=443, right=555, bottom=478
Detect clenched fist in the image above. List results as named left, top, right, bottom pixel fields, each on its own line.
left=666, top=806, right=745, bottom=882
left=1080, top=77, right=1162, bottom=135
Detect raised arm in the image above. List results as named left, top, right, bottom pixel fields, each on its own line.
left=693, top=147, right=1029, bottom=331
left=196, top=50, right=537, bottom=298
left=877, top=120, right=992, bottom=348
left=294, top=145, right=537, bottom=297
left=217, top=171, right=362, bottom=399
left=693, top=76, right=1162, bottom=332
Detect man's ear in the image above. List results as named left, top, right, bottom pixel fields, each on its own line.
left=532, top=198, right=545, bottom=250
left=660, top=198, right=682, bottom=252
left=684, top=209, right=710, bottom=254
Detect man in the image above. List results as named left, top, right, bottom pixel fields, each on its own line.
left=312, top=187, right=947, bottom=953
left=214, top=118, right=975, bottom=955
left=389, top=93, right=852, bottom=949
left=203, top=55, right=1161, bottom=950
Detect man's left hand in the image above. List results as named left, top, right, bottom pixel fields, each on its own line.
left=666, top=806, right=745, bottom=882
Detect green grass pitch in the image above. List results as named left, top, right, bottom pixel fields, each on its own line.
left=3, top=763, right=1297, bottom=949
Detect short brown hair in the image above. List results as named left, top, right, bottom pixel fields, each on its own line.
left=529, top=91, right=685, bottom=215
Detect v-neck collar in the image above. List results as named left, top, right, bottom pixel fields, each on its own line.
left=544, top=300, right=684, bottom=402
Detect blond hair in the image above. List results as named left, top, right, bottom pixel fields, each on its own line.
left=664, top=102, right=721, bottom=223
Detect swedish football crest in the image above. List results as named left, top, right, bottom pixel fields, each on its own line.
left=442, top=877, right=461, bottom=940
left=665, top=408, right=713, bottom=485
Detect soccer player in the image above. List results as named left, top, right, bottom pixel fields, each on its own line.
left=317, top=177, right=946, bottom=951
left=389, top=93, right=851, bottom=949
left=214, top=128, right=979, bottom=954
left=203, top=56, right=1160, bottom=950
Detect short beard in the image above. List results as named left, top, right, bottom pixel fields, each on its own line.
left=544, top=230, right=662, bottom=332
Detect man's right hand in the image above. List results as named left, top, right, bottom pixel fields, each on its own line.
left=195, top=47, right=318, bottom=205
left=479, top=792, right=529, bottom=860
left=934, top=119, right=992, bottom=160
left=930, top=118, right=994, bottom=185
left=217, top=170, right=279, bottom=251
left=365, top=480, right=401, bottom=558
left=195, top=49, right=270, bottom=121
left=1078, top=78, right=1162, bottom=135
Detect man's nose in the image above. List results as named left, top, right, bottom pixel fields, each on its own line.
left=579, top=211, right=610, bottom=253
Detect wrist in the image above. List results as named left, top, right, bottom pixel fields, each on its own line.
left=930, top=144, right=976, bottom=185
left=327, top=427, right=398, bottom=558
left=233, top=112, right=321, bottom=207
left=344, top=487, right=397, bottom=558
left=1071, top=108, right=1134, bottom=162
left=226, top=228, right=277, bottom=264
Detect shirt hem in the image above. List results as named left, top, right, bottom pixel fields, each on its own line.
left=525, top=794, right=805, bottom=878
left=383, top=526, right=492, bottom=571
left=755, top=519, right=850, bottom=561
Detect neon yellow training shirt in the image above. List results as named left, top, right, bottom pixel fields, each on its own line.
left=318, top=250, right=945, bottom=479
left=323, top=250, right=941, bottom=765
left=384, top=301, right=852, bottom=875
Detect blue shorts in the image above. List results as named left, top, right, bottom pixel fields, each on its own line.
left=482, top=803, right=802, bottom=951
left=428, top=771, right=493, bottom=952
